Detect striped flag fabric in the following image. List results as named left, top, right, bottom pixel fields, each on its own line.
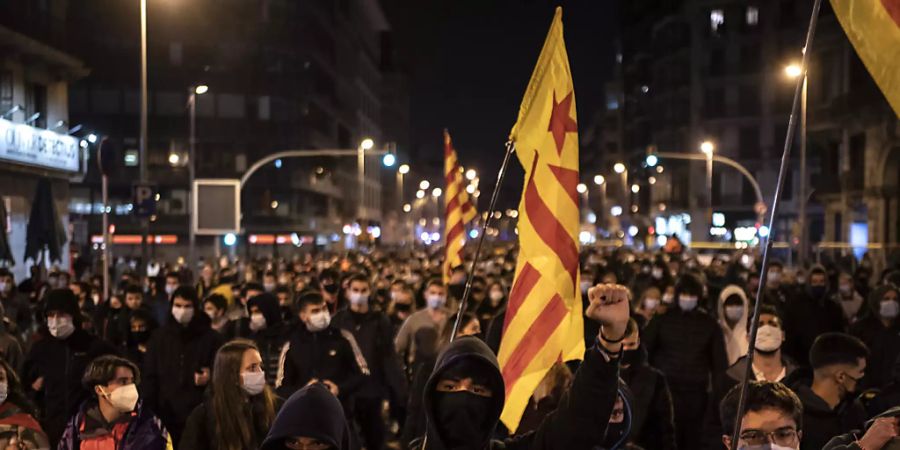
left=831, top=0, right=900, bottom=117
left=498, top=7, right=585, bottom=433
left=442, top=130, right=477, bottom=283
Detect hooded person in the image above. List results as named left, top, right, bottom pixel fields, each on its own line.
left=261, top=383, right=351, bottom=450
left=717, top=285, right=750, bottom=365
left=141, top=286, right=225, bottom=445
left=22, top=289, right=117, bottom=447
left=247, top=293, right=291, bottom=386
left=850, top=285, right=900, bottom=389
left=782, top=264, right=844, bottom=368
left=823, top=406, right=900, bottom=450
left=408, top=283, right=630, bottom=450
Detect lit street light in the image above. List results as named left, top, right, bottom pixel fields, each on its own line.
left=416, top=190, right=425, bottom=199
left=465, top=169, right=477, bottom=181
left=784, top=63, right=802, bottom=79
left=645, top=154, right=658, bottom=167
left=432, top=187, right=442, bottom=198
left=614, top=163, right=626, bottom=174
left=358, top=138, right=374, bottom=220
left=168, top=152, right=180, bottom=166
left=360, top=138, right=375, bottom=151
left=187, top=84, right=209, bottom=276
left=419, top=180, right=430, bottom=190
left=700, top=140, right=715, bottom=155
left=403, top=204, right=412, bottom=213
left=785, top=61, right=809, bottom=266
left=631, top=184, right=640, bottom=193
left=382, top=153, right=396, bottom=167
left=594, top=175, right=605, bottom=185
left=87, top=133, right=98, bottom=144
left=576, top=183, right=588, bottom=194
left=398, top=164, right=410, bottom=174
left=701, top=140, right=715, bottom=238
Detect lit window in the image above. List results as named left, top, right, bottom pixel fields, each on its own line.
left=710, top=9, right=725, bottom=32
left=746, top=6, right=759, bottom=26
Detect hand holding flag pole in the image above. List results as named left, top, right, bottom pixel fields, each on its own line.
left=729, top=0, right=823, bottom=447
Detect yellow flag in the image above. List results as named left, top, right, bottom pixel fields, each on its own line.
left=498, top=7, right=584, bottom=433
left=443, top=130, right=476, bottom=282
left=831, top=0, right=900, bottom=117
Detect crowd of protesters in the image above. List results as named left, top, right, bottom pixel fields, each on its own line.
left=0, top=244, right=898, bottom=449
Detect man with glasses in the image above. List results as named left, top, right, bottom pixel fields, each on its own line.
left=719, top=380, right=804, bottom=450
left=795, top=333, right=870, bottom=450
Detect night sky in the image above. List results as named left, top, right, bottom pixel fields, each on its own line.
left=384, top=0, right=619, bottom=208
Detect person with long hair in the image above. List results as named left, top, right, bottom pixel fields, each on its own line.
left=180, top=339, right=279, bottom=450
left=0, top=357, right=48, bottom=449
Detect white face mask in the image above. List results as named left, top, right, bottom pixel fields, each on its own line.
left=662, top=293, right=675, bottom=305
left=306, top=310, right=331, bottom=332
left=348, top=292, right=369, bottom=307
left=164, top=284, right=177, bottom=296
left=172, top=305, right=194, bottom=325
left=767, top=271, right=781, bottom=284
left=0, top=282, right=9, bottom=294
left=725, top=305, right=744, bottom=321
left=644, top=297, right=660, bottom=311
left=489, top=290, right=504, bottom=302
left=651, top=268, right=664, bottom=280
left=755, top=325, right=784, bottom=352
left=0, top=382, right=7, bottom=405
left=679, top=295, right=699, bottom=312
left=426, top=294, right=446, bottom=310
left=241, top=371, right=266, bottom=396
left=880, top=300, right=900, bottom=319
left=47, top=316, right=76, bottom=339
left=263, top=283, right=276, bottom=293
left=249, top=312, right=267, bottom=332
left=102, top=383, right=139, bottom=413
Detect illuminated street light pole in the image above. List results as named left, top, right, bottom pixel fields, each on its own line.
left=139, top=0, right=149, bottom=269
left=358, top=138, right=374, bottom=221
left=187, top=85, right=208, bottom=277
left=786, top=63, right=808, bottom=267
left=701, top=140, right=715, bottom=238
left=613, top=163, right=628, bottom=212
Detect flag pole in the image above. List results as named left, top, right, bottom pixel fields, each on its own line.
left=729, top=0, right=822, bottom=447
left=450, top=140, right=517, bottom=341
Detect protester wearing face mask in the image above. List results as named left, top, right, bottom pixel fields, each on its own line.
left=761, top=261, right=789, bottom=313
left=275, top=292, right=366, bottom=404
left=476, top=281, right=506, bottom=324
left=643, top=274, right=728, bottom=450
left=406, top=283, right=629, bottom=450
left=180, top=340, right=280, bottom=450
left=333, top=274, right=407, bottom=450
left=141, top=286, right=224, bottom=445
left=704, top=305, right=802, bottom=448
left=0, top=357, right=49, bottom=449
left=387, top=283, right=415, bottom=336
left=58, top=355, right=170, bottom=449
left=274, top=285, right=295, bottom=326
left=634, top=286, right=664, bottom=326
left=203, top=294, right=235, bottom=339
left=106, top=284, right=156, bottom=349
left=395, top=279, right=449, bottom=370
left=850, top=285, right=900, bottom=389
left=719, top=380, right=804, bottom=450
left=834, top=272, right=866, bottom=326
left=619, top=319, right=677, bottom=450
left=717, top=285, right=751, bottom=365
left=23, top=289, right=117, bottom=446
left=0, top=268, right=32, bottom=340
left=318, top=269, right=342, bottom=315
left=793, top=333, right=869, bottom=450
left=246, top=293, right=291, bottom=386
left=782, top=265, right=844, bottom=367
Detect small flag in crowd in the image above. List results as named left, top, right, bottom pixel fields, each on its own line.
left=498, top=7, right=585, bottom=433
left=831, top=0, right=900, bottom=117
left=442, top=130, right=477, bottom=283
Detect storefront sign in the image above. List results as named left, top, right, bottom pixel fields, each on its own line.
left=0, top=118, right=79, bottom=172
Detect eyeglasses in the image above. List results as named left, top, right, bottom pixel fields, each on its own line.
left=739, top=427, right=798, bottom=446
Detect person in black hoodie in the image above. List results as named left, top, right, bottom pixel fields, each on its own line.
left=247, top=293, right=291, bottom=386
left=22, top=288, right=117, bottom=446
left=141, top=286, right=224, bottom=445
left=332, top=273, right=407, bottom=450
left=407, top=282, right=629, bottom=450
left=783, top=265, right=845, bottom=368
left=643, top=273, right=728, bottom=450
left=619, top=319, right=676, bottom=450
left=261, top=383, right=351, bottom=450
left=850, top=285, right=900, bottom=390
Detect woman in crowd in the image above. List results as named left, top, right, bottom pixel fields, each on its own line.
left=180, top=339, right=280, bottom=450
left=0, top=357, right=48, bottom=449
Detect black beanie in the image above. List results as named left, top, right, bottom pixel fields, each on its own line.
left=44, top=289, right=81, bottom=323
left=248, top=293, right=283, bottom=326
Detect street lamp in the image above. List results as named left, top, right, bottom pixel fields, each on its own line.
left=187, top=84, right=209, bottom=275
left=382, top=153, right=396, bottom=167
left=576, top=183, right=588, bottom=194
left=465, top=169, right=477, bottom=181
left=701, top=140, right=715, bottom=238
left=631, top=184, right=640, bottom=194
left=358, top=138, right=375, bottom=220
left=432, top=187, right=442, bottom=198
left=594, top=175, right=605, bottom=185
left=613, top=163, right=629, bottom=213
left=784, top=62, right=809, bottom=266
left=416, top=190, right=425, bottom=199
left=419, top=180, right=430, bottom=190
left=398, top=164, right=410, bottom=175
left=613, top=163, right=626, bottom=174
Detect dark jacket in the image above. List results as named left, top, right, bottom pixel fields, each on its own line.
left=620, top=348, right=677, bottom=450
left=106, top=305, right=156, bottom=348
left=179, top=394, right=282, bottom=450
left=849, top=285, right=900, bottom=389
left=22, top=328, right=117, bottom=445
left=248, top=294, right=292, bottom=386
left=57, top=399, right=170, bottom=450
left=333, top=308, right=408, bottom=400
left=643, top=307, right=728, bottom=388
left=275, top=325, right=368, bottom=401
left=783, top=287, right=845, bottom=368
left=141, top=305, right=224, bottom=434
left=261, top=384, right=351, bottom=450
left=0, top=290, right=32, bottom=338
left=409, top=336, right=620, bottom=450
left=795, top=384, right=869, bottom=450
left=823, top=406, right=900, bottom=450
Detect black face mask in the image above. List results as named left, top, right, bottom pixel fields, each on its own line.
left=809, top=285, right=827, bottom=299
left=622, top=348, right=642, bottom=367
left=322, top=283, right=339, bottom=294
left=129, top=330, right=151, bottom=344
left=449, top=283, right=465, bottom=300
left=394, top=303, right=411, bottom=313
left=601, top=421, right=628, bottom=449
left=434, top=391, right=492, bottom=448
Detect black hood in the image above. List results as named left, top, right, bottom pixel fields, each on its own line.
left=423, top=336, right=505, bottom=450
left=248, top=293, right=283, bottom=327
left=261, top=383, right=350, bottom=450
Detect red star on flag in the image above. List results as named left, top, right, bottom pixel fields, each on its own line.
left=547, top=90, right=577, bottom=155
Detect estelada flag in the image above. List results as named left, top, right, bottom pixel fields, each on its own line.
left=831, top=0, right=900, bottom=117
left=442, top=130, right=476, bottom=283
left=498, top=7, right=585, bottom=433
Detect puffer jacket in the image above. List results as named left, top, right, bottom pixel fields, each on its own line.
left=57, top=399, right=171, bottom=450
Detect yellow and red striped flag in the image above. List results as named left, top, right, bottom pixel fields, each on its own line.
left=831, top=0, right=900, bottom=117
left=498, top=7, right=585, bottom=433
left=443, top=130, right=477, bottom=283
